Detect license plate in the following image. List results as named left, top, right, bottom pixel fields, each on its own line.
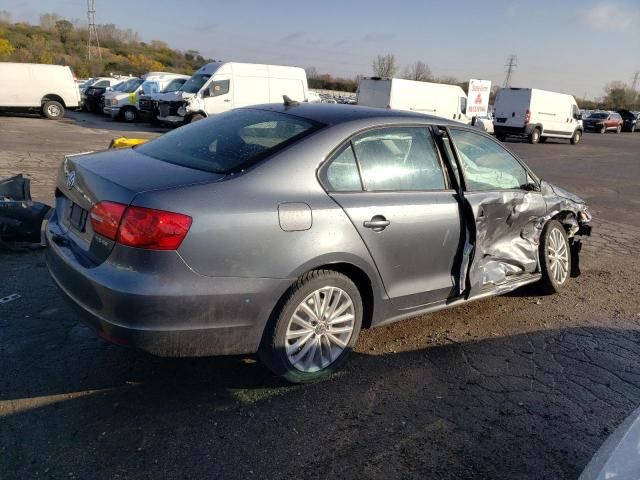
left=69, top=202, right=88, bottom=232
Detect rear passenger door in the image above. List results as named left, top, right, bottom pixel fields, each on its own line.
left=321, top=126, right=461, bottom=308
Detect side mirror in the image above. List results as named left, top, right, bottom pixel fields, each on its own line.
left=202, top=88, right=212, bottom=98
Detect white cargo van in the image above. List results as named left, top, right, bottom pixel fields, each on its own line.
left=157, top=62, right=308, bottom=125
left=103, top=72, right=190, bottom=122
left=356, top=78, right=470, bottom=123
left=0, top=62, right=81, bottom=119
left=493, top=88, right=583, bottom=144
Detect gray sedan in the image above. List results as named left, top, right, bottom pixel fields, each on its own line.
left=45, top=103, right=592, bottom=383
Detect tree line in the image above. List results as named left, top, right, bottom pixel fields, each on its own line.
left=0, top=11, right=213, bottom=77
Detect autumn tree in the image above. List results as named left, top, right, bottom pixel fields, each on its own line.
left=372, top=54, right=397, bottom=78
left=402, top=61, right=431, bottom=82
left=0, top=38, right=13, bottom=60
left=127, top=53, right=164, bottom=75
left=603, top=81, right=638, bottom=110
left=55, top=19, right=73, bottom=43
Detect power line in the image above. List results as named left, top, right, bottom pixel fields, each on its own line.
left=87, top=0, right=102, bottom=61
left=502, top=55, right=517, bottom=88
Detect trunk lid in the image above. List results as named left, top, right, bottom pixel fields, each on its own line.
left=55, top=148, right=224, bottom=264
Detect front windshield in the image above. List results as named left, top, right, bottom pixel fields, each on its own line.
left=162, top=79, right=187, bottom=93
left=588, top=113, right=608, bottom=119
left=117, top=78, right=143, bottom=93
left=180, top=74, right=211, bottom=93
left=142, top=81, right=161, bottom=95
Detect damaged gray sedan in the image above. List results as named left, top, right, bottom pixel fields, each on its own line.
left=45, top=103, right=591, bottom=383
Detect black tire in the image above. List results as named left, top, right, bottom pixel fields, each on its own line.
left=189, top=113, right=205, bottom=123
left=600, top=124, right=607, bottom=134
left=570, top=130, right=582, bottom=145
left=495, top=132, right=507, bottom=142
left=539, top=220, right=571, bottom=294
left=529, top=128, right=541, bottom=144
left=42, top=100, right=64, bottom=120
left=121, top=106, right=138, bottom=123
left=259, top=270, right=363, bottom=384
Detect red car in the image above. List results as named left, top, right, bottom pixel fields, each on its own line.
left=583, top=112, right=624, bottom=134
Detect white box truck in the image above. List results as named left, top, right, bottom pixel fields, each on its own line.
left=0, top=62, right=81, bottom=119
left=493, top=88, right=583, bottom=144
left=356, top=77, right=470, bottom=123
left=157, top=62, right=309, bottom=125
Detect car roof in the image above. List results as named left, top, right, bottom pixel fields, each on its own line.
left=245, top=103, right=461, bottom=127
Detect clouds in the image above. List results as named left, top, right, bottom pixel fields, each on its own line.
left=578, top=3, right=638, bottom=31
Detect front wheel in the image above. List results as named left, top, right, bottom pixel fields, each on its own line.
left=570, top=130, right=582, bottom=145
left=616, top=124, right=622, bottom=134
left=539, top=220, right=571, bottom=294
left=259, top=270, right=363, bottom=383
left=189, top=113, right=205, bottom=123
left=121, top=106, right=138, bottom=123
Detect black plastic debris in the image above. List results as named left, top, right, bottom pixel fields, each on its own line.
left=0, top=174, right=51, bottom=247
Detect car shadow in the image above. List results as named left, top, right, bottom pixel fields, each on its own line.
left=3, top=324, right=640, bottom=479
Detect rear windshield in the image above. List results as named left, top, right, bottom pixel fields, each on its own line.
left=137, top=109, right=324, bottom=174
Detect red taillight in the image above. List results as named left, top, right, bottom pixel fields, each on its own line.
left=90, top=201, right=126, bottom=240
left=524, top=109, right=531, bottom=124
left=90, top=201, right=192, bottom=250
left=118, top=206, right=192, bottom=250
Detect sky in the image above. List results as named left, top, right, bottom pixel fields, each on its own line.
left=1, top=0, right=639, bottom=98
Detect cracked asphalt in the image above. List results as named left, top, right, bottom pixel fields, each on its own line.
left=1, top=112, right=640, bottom=479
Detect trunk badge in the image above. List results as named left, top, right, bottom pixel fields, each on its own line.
left=66, top=171, right=76, bottom=190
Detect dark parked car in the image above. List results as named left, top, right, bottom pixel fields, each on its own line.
left=583, top=112, right=624, bottom=133
left=617, top=109, right=639, bottom=132
left=83, top=85, right=110, bottom=114
left=45, top=104, right=592, bottom=383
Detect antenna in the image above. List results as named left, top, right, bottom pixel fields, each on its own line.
left=632, top=71, right=639, bottom=92
left=502, top=55, right=517, bottom=88
left=87, top=0, right=102, bottom=61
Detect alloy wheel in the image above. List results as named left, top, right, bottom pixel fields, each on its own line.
left=285, top=286, right=355, bottom=373
left=547, top=228, right=569, bottom=285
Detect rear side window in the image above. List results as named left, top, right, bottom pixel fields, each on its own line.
left=352, top=127, right=446, bottom=191
left=137, top=109, right=323, bottom=174
left=323, top=145, right=362, bottom=192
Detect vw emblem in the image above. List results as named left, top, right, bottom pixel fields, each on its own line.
left=66, top=171, right=76, bottom=190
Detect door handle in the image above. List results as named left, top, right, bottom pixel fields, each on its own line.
left=224, top=99, right=231, bottom=103
left=363, top=215, right=390, bottom=232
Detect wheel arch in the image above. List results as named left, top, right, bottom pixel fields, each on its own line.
left=42, top=94, right=65, bottom=107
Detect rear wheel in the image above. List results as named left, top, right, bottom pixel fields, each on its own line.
left=570, top=130, right=582, bottom=145
left=529, top=128, right=541, bottom=144
left=539, top=220, right=571, bottom=294
left=42, top=100, right=64, bottom=120
left=600, top=124, right=607, bottom=134
left=259, top=270, right=363, bottom=383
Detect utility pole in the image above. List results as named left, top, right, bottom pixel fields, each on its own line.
left=502, top=55, right=517, bottom=88
left=87, top=0, right=102, bottom=61
left=632, top=71, right=639, bottom=91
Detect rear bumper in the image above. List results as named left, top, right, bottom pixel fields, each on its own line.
left=45, top=210, right=292, bottom=356
left=493, top=124, right=537, bottom=136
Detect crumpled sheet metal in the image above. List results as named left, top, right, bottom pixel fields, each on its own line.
left=0, top=174, right=51, bottom=245
left=468, top=181, right=591, bottom=288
